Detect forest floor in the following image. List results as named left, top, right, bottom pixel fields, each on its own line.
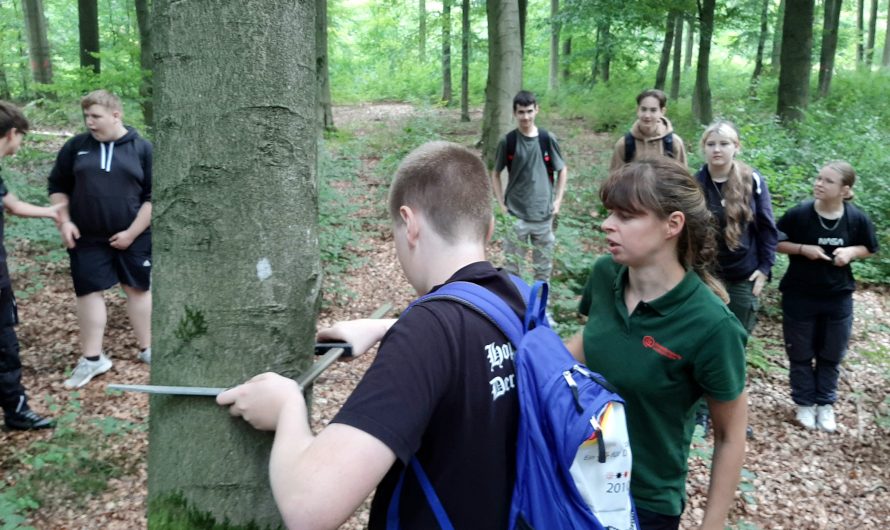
left=1, top=103, right=889, bottom=529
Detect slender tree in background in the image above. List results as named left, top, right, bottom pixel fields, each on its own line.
left=134, top=0, right=152, bottom=129
left=461, top=0, right=470, bottom=121
left=549, top=0, right=559, bottom=91
left=519, top=0, right=527, bottom=54
left=654, top=10, right=677, bottom=91
left=317, top=0, right=334, bottom=129
left=591, top=20, right=612, bottom=84
left=21, top=0, right=52, bottom=85
left=770, top=0, right=785, bottom=72
left=0, top=68, right=9, bottom=100
left=562, top=37, right=571, bottom=81
left=419, top=0, right=426, bottom=62
left=750, top=0, right=770, bottom=89
left=148, top=0, right=320, bottom=526
left=692, top=0, right=715, bottom=124
left=77, top=0, right=100, bottom=73
left=866, top=0, right=878, bottom=66
left=777, top=0, right=815, bottom=123
left=670, top=13, right=683, bottom=100
left=684, top=16, right=694, bottom=71
left=481, top=0, right=521, bottom=165
left=11, top=0, right=31, bottom=98
left=818, top=0, right=843, bottom=99
left=857, top=0, right=865, bottom=64
left=883, top=0, right=890, bottom=68
left=442, top=0, right=453, bottom=104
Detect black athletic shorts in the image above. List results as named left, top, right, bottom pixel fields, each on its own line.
left=0, top=287, right=18, bottom=327
left=68, top=233, right=152, bottom=296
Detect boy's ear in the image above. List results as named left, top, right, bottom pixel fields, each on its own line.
left=400, top=205, right=420, bottom=244
left=665, top=211, right=685, bottom=239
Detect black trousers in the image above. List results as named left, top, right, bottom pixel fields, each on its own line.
left=0, top=286, right=25, bottom=414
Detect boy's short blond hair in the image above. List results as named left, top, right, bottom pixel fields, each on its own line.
left=81, top=90, right=123, bottom=114
left=0, top=101, right=29, bottom=136
left=389, top=141, right=492, bottom=244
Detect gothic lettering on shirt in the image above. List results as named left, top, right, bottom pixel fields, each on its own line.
left=489, top=374, right=516, bottom=401
left=485, top=341, right=515, bottom=372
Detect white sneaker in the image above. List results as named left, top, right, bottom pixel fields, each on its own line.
left=64, top=354, right=113, bottom=389
left=816, top=404, right=836, bottom=432
left=138, top=347, right=151, bottom=364
left=796, top=405, right=817, bottom=429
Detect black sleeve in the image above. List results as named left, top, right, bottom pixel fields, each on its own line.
left=852, top=206, right=879, bottom=253
left=47, top=137, right=78, bottom=196
left=331, top=305, right=456, bottom=463
left=139, top=139, right=153, bottom=203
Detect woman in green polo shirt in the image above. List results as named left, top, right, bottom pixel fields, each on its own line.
left=566, top=158, right=748, bottom=530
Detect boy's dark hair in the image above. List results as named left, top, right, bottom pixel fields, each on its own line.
left=635, top=89, right=667, bottom=108
left=81, top=90, right=123, bottom=113
left=0, top=101, right=29, bottom=137
left=389, top=141, right=492, bottom=244
left=513, top=90, right=538, bottom=110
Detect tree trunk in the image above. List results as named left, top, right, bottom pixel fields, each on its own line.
left=442, top=0, right=453, bottom=104
left=561, top=36, right=571, bottom=81
left=549, top=0, right=559, bottom=91
left=0, top=67, right=9, bottom=100
left=518, top=0, right=527, bottom=55
left=78, top=0, right=100, bottom=73
left=481, top=0, right=522, bottom=166
left=11, top=0, right=31, bottom=98
left=591, top=25, right=601, bottom=85
left=777, top=0, right=815, bottom=123
left=771, top=0, right=786, bottom=72
left=134, top=0, right=152, bottom=130
left=692, top=0, right=715, bottom=125
left=316, top=0, right=334, bottom=130
left=857, top=0, right=865, bottom=64
left=461, top=0, right=470, bottom=121
left=601, top=22, right=612, bottom=82
left=866, top=0, right=878, bottom=66
left=654, top=11, right=676, bottom=91
left=818, top=0, right=843, bottom=99
left=750, top=0, right=770, bottom=88
left=148, top=1, right=320, bottom=527
left=883, top=0, right=890, bottom=68
left=21, top=0, right=52, bottom=85
left=684, top=16, right=694, bottom=70
left=419, top=0, right=427, bottom=62
left=670, top=14, right=683, bottom=100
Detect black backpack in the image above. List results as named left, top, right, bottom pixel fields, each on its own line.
left=623, top=132, right=674, bottom=163
left=506, top=128, right=556, bottom=184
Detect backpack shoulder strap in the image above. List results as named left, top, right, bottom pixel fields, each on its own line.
left=420, top=281, right=526, bottom=346
left=505, top=129, right=518, bottom=172
left=623, top=132, right=635, bottom=163
left=537, top=129, right=555, bottom=181
left=663, top=133, right=674, bottom=158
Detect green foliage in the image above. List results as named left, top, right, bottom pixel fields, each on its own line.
left=148, top=493, right=273, bottom=530
left=175, top=306, right=209, bottom=342
left=0, top=395, right=142, bottom=522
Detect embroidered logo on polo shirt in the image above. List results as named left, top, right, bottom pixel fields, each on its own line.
left=77, top=151, right=90, bottom=156
left=642, top=335, right=682, bottom=360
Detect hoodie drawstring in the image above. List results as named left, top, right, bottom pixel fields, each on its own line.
left=99, top=142, right=115, bottom=172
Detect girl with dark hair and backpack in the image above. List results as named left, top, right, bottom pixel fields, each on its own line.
left=776, top=161, right=878, bottom=432
left=566, top=158, right=748, bottom=530
left=609, top=89, right=688, bottom=171
left=693, top=121, right=778, bottom=436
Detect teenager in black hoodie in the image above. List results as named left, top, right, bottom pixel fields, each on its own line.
left=48, top=90, right=153, bottom=389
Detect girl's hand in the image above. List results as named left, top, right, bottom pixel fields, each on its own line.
left=800, top=244, right=831, bottom=262
left=748, top=270, right=768, bottom=297
left=832, top=247, right=855, bottom=267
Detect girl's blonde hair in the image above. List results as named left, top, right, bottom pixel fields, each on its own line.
left=700, top=120, right=753, bottom=250
left=823, top=160, right=856, bottom=201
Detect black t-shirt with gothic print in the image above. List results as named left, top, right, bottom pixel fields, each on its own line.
left=332, top=261, right=524, bottom=529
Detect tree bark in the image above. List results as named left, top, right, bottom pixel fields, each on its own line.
left=692, top=0, right=715, bottom=125
left=481, top=0, right=522, bottom=166
left=562, top=36, right=571, bottom=81
left=518, top=0, right=527, bottom=55
left=670, top=14, right=683, bottom=100
left=866, top=0, right=878, bottom=66
left=777, top=0, right=815, bottom=123
left=0, top=67, right=9, bottom=100
left=134, top=0, right=152, bottom=130
left=654, top=11, right=676, bottom=91
left=442, top=0, right=453, bottom=104
left=419, top=0, right=427, bottom=62
left=549, top=0, right=559, bottom=91
left=11, top=0, right=31, bottom=98
left=750, top=0, right=770, bottom=88
left=684, top=16, right=694, bottom=70
left=461, top=0, right=470, bottom=121
left=883, top=0, right=890, bottom=68
left=771, top=0, right=785, bottom=72
left=316, top=0, right=334, bottom=130
left=21, top=0, right=52, bottom=85
left=148, top=1, right=320, bottom=527
left=818, top=0, right=843, bottom=99
left=601, top=22, right=612, bottom=82
left=591, top=25, right=602, bottom=85
left=857, top=0, right=865, bottom=64
left=78, top=0, right=100, bottom=73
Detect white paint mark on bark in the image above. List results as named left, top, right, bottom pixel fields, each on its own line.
left=257, top=258, right=272, bottom=281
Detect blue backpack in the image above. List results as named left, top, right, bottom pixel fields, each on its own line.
left=387, top=278, right=639, bottom=530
